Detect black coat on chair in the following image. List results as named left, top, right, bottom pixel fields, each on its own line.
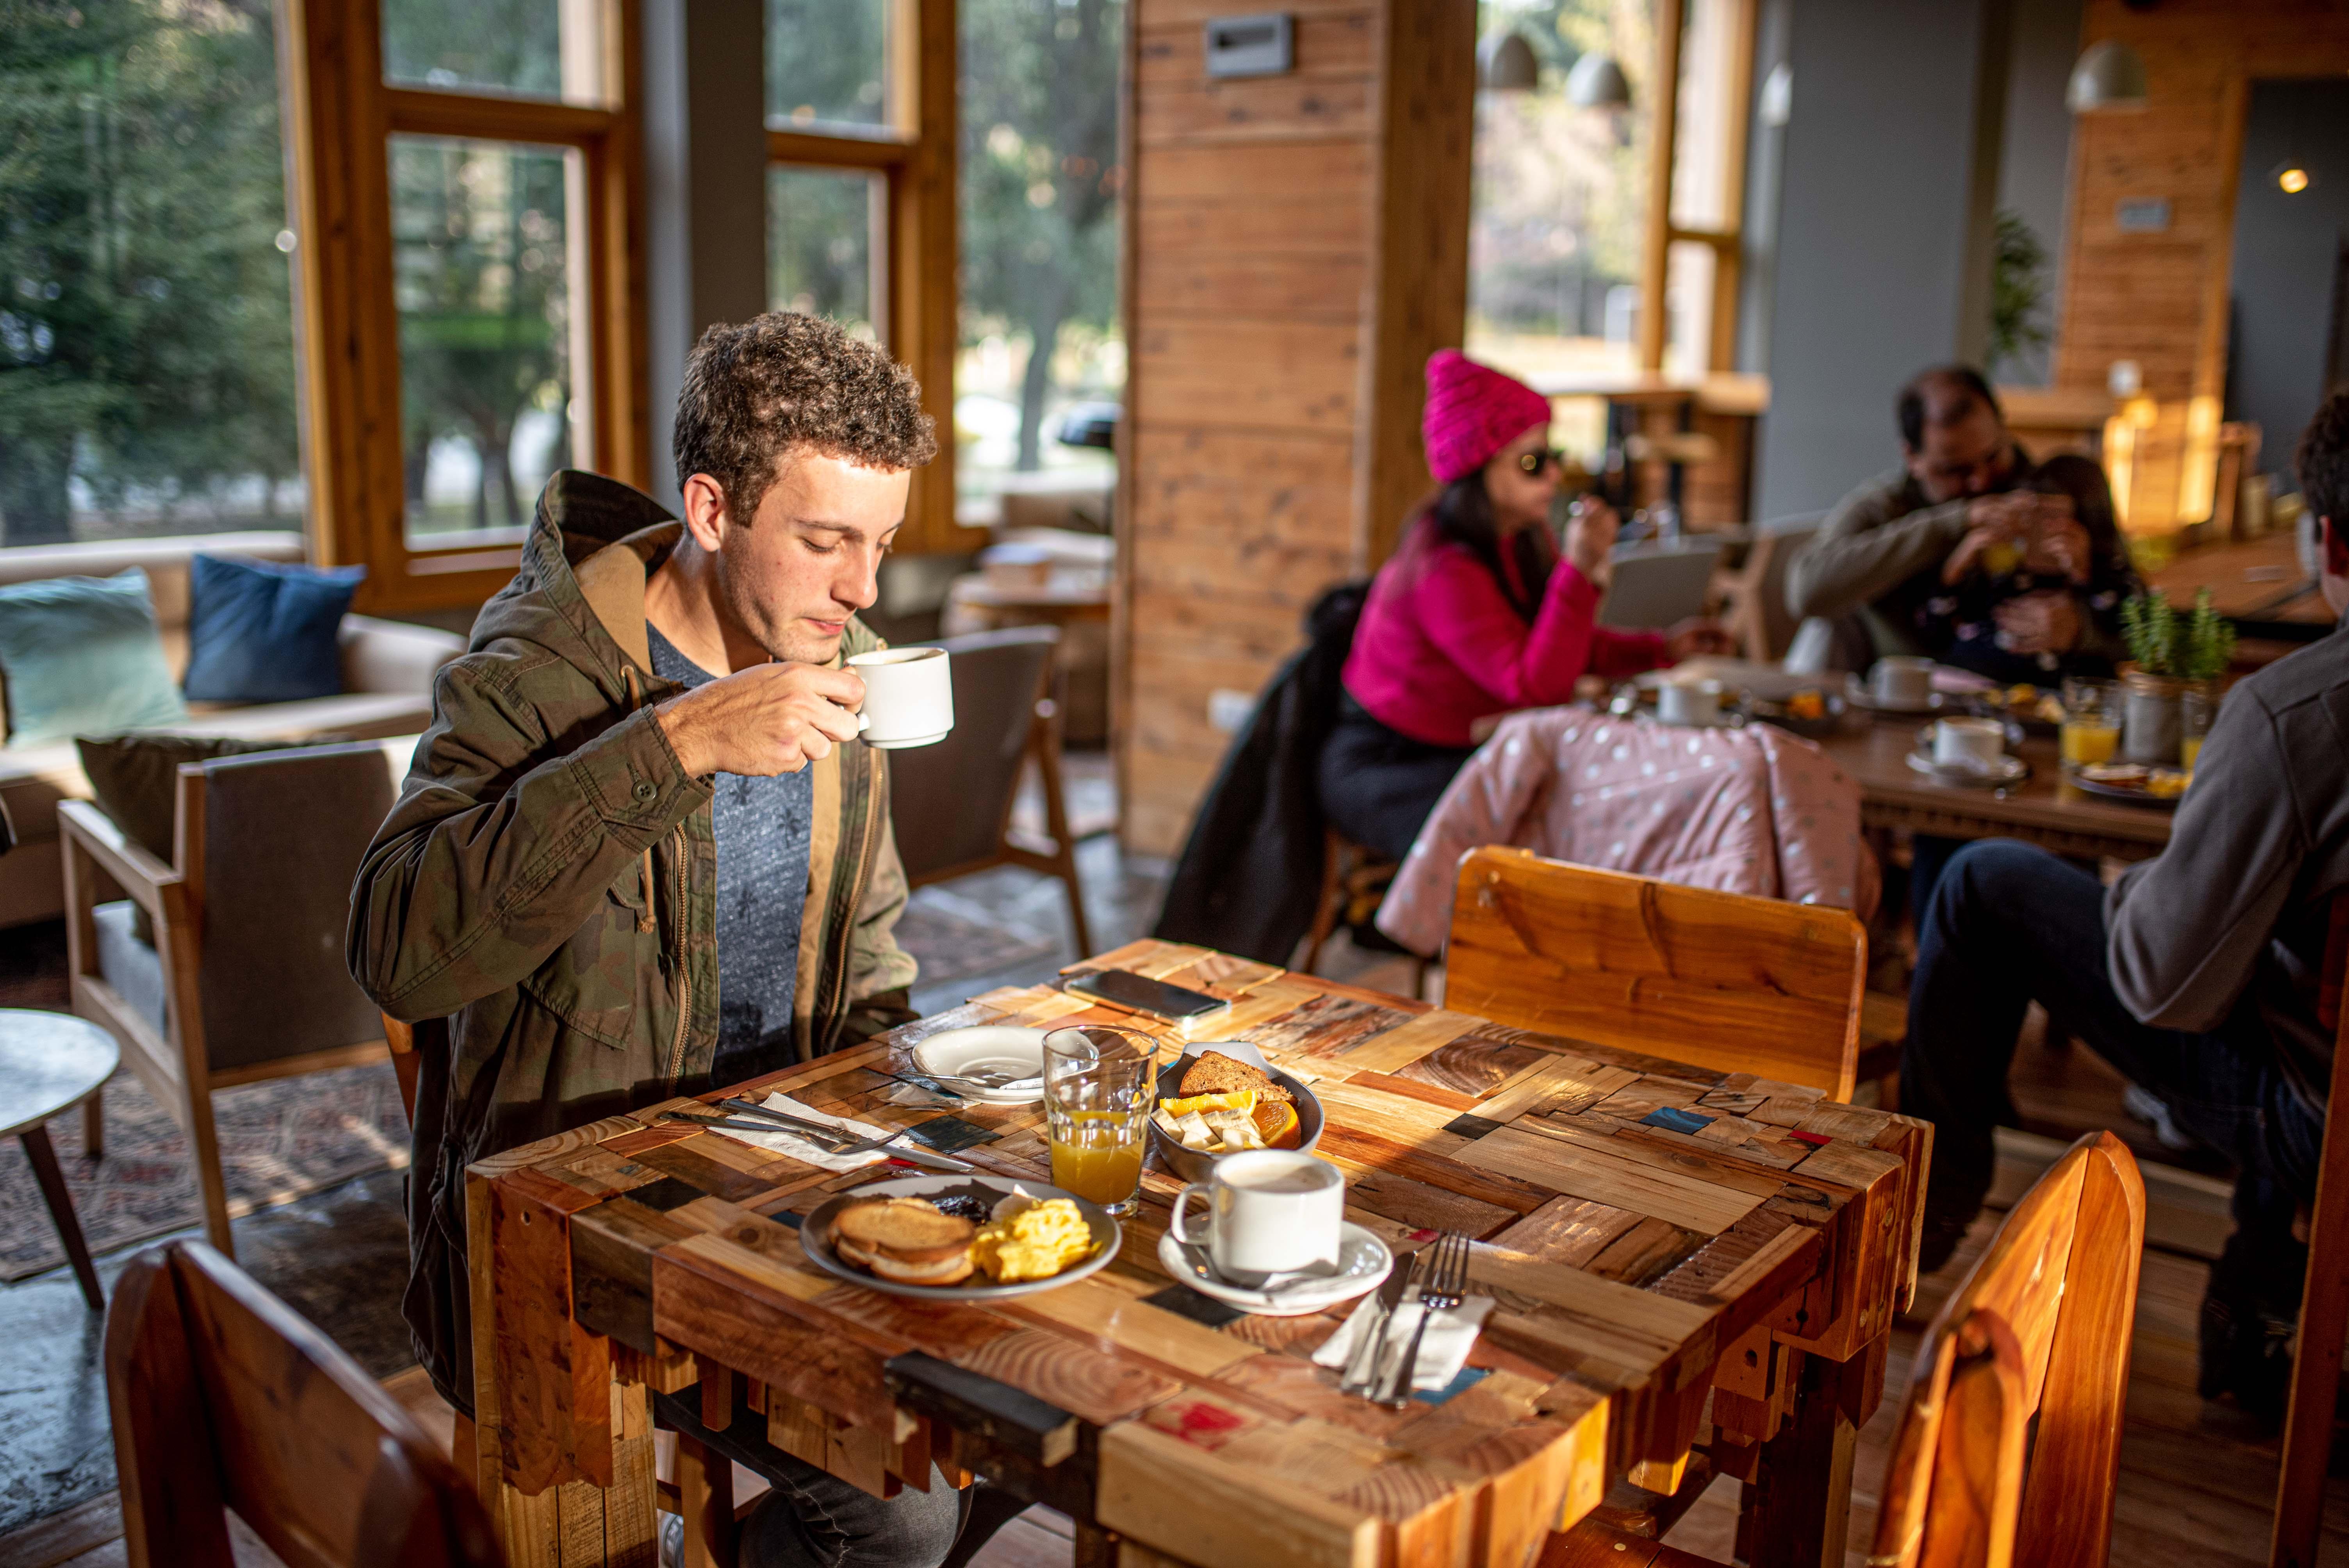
left=1153, top=581, right=1366, bottom=964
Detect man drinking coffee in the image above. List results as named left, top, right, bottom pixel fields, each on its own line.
left=349, top=312, right=964, bottom=1566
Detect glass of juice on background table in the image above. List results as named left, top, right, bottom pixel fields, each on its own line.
left=1043, top=1025, right=1159, bottom=1215
left=2181, top=686, right=2214, bottom=772
left=2060, top=677, right=2121, bottom=767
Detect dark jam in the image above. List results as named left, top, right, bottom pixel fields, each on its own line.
left=928, top=1194, right=993, bottom=1224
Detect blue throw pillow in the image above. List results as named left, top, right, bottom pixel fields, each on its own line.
left=0, top=569, right=187, bottom=747
left=182, top=554, right=367, bottom=704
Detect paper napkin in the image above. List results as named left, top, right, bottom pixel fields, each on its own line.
left=702, top=1093, right=896, bottom=1173
left=1313, top=1288, right=1497, bottom=1395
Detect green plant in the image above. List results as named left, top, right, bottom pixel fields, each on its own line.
left=2121, top=588, right=2236, bottom=679
left=1989, top=209, right=2052, bottom=378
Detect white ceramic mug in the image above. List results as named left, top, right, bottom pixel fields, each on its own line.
left=1169, top=1150, right=1344, bottom=1285
left=1932, top=716, right=2007, bottom=769
left=848, top=647, right=954, bottom=749
left=1656, top=679, right=1722, bottom=727
left=1871, top=656, right=1936, bottom=707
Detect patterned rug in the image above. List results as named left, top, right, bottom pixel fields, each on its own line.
left=0, top=1047, right=410, bottom=1281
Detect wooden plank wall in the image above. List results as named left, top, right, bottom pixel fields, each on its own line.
left=2053, top=0, right=2349, bottom=531
left=1117, top=0, right=1474, bottom=858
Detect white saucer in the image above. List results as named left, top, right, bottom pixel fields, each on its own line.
left=909, top=1026, right=1048, bottom=1104
left=1157, top=1222, right=1392, bottom=1317
left=1906, top=750, right=2029, bottom=787
left=1845, top=674, right=1946, bottom=715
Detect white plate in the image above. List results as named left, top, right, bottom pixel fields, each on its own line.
left=910, top=1025, right=1050, bottom=1104
left=1906, top=749, right=2029, bottom=787
left=798, top=1174, right=1119, bottom=1301
left=1156, top=1222, right=1393, bottom=1318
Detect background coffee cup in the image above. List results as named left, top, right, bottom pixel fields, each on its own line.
left=1932, top=716, right=2007, bottom=769
left=1871, top=656, right=1936, bottom=707
left=1168, top=1149, right=1343, bottom=1284
left=847, top=647, right=953, bottom=749
left=1656, top=679, right=1723, bottom=727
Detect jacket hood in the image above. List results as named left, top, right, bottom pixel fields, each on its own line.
left=467, top=469, right=681, bottom=706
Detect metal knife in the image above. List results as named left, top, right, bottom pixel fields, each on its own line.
left=1341, top=1247, right=1420, bottom=1395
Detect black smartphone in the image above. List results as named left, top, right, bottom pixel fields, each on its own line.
left=1066, top=968, right=1231, bottom=1025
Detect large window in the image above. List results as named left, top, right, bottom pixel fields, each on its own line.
left=956, top=0, right=1124, bottom=521
left=1468, top=0, right=1757, bottom=406
left=764, top=0, right=960, bottom=552
left=273, top=0, right=646, bottom=611
left=0, top=0, right=303, bottom=549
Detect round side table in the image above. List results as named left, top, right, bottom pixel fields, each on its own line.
left=0, top=1010, right=120, bottom=1310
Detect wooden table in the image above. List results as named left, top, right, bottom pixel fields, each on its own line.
left=0, top=1009, right=118, bottom=1311
left=2148, top=532, right=2333, bottom=635
left=465, top=941, right=1930, bottom=1568
left=1813, top=715, right=2174, bottom=864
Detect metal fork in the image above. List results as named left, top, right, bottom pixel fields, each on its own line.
left=1379, top=1232, right=1471, bottom=1408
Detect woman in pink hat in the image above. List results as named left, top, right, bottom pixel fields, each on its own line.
left=1319, top=349, right=1731, bottom=861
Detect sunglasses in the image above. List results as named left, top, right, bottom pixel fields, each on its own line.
left=1514, top=448, right=1567, bottom=476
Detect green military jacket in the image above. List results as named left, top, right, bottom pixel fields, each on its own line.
left=348, top=470, right=917, bottom=1409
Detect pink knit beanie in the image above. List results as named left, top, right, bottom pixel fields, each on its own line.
left=1421, top=349, right=1552, bottom=483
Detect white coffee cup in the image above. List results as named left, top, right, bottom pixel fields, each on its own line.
left=1932, top=716, right=2007, bottom=770
left=1168, top=1149, right=1344, bottom=1285
left=1871, top=656, right=1935, bottom=707
left=847, top=647, right=953, bottom=749
left=1656, top=679, right=1722, bottom=727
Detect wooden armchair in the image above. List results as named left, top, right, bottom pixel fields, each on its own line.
left=107, top=1239, right=499, bottom=1568
left=1549, top=1131, right=2144, bottom=1568
left=1443, top=846, right=1869, bottom=1101
left=59, top=742, right=400, bottom=1256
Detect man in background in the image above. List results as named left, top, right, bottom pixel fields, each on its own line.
left=1901, top=389, right=2349, bottom=1422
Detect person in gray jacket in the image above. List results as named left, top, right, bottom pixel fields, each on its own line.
left=1900, top=388, right=2349, bottom=1422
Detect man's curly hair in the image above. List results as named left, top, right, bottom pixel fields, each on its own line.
left=672, top=312, right=937, bottom=521
left=2297, top=388, right=2349, bottom=528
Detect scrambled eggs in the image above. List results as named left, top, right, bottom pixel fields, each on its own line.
left=971, top=1198, right=1096, bottom=1283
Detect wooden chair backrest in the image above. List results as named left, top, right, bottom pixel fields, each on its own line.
left=106, top=1240, right=501, bottom=1568
left=1442, top=846, right=1868, bottom=1100
left=1870, top=1131, right=2145, bottom=1568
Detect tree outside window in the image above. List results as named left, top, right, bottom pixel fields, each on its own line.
left=0, top=0, right=301, bottom=547
left=958, top=0, right=1123, bottom=511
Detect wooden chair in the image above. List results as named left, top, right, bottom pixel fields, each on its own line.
left=106, top=1238, right=500, bottom=1568
left=1718, top=519, right=1821, bottom=664
left=1545, top=1131, right=2144, bottom=1568
left=1299, top=827, right=1429, bottom=994
left=887, top=625, right=1093, bottom=957
left=2270, top=895, right=2349, bottom=1568
left=1443, top=845, right=1868, bottom=1101
left=59, top=743, right=400, bottom=1257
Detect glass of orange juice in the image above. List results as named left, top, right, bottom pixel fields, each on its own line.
left=2060, top=677, right=2121, bottom=768
left=1043, top=1025, right=1159, bottom=1215
left=2180, top=686, right=2215, bottom=773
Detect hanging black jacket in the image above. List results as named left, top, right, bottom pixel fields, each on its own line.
left=1153, top=582, right=1367, bottom=963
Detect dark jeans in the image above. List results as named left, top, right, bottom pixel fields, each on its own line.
left=1317, top=693, right=1478, bottom=862
left=658, top=1385, right=966, bottom=1568
left=1902, top=839, right=2323, bottom=1303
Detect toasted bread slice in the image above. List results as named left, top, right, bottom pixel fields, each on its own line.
left=837, top=1234, right=976, bottom=1285
left=1179, top=1050, right=1292, bottom=1105
left=834, top=1197, right=975, bottom=1263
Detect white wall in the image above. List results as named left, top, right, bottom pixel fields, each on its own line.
left=1753, top=0, right=2004, bottom=520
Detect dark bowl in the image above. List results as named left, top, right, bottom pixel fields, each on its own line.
left=1149, top=1055, right=1325, bottom=1184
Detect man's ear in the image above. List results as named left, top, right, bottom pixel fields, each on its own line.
left=679, top=474, right=732, bottom=552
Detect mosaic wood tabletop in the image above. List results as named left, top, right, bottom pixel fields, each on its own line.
left=464, top=939, right=1932, bottom=1568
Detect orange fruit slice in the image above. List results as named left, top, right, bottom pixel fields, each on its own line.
left=1162, top=1090, right=1255, bottom=1119
left=1252, top=1098, right=1301, bottom=1150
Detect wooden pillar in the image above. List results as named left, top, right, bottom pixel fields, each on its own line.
left=1355, top=0, right=1478, bottom=569
left=1636, top=0, right=1685, bottom=374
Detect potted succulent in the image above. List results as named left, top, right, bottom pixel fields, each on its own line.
left=2118, top=588, right=2235, bottom=763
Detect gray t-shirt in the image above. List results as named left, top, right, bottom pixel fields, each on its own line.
left=648, top=625, right=813, bottom=1082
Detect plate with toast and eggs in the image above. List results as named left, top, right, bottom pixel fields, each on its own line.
left=797, top=1175, right=1120, bottom=1301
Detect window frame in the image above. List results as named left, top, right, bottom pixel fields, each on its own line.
left=763, top=0, right=962, bottom=555
left=279, top=0, right=649, bottom=613
left=1639, top=0, right=1758, bottom=376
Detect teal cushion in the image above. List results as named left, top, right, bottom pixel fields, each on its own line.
left=0, top=569, right=187, bottom=747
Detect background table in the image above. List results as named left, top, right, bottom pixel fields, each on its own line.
left=0, top=1009, right=118, bottom=1310
left=466, top=943, right=1929, bottom=1568
left=1813, top=716, right=2174, bottom=864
